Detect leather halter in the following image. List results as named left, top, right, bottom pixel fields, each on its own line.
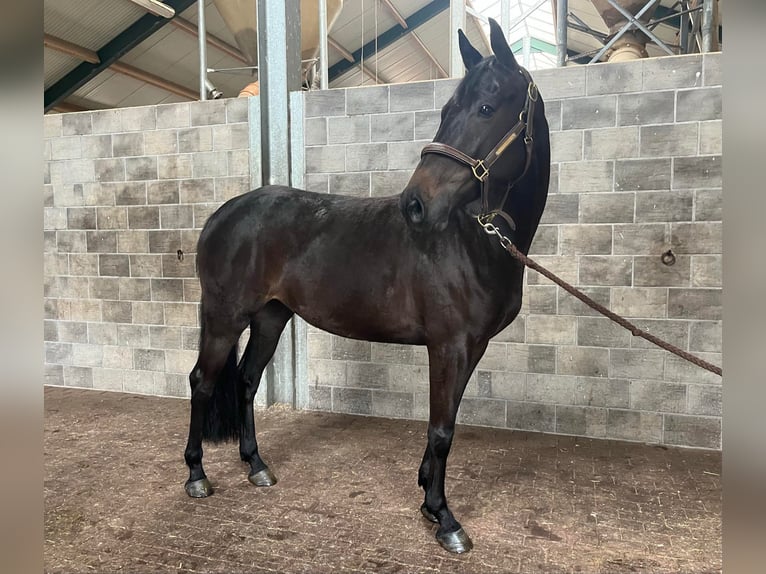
left=419, top=67, right=538, bottom=232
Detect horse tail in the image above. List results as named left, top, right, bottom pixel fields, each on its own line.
left=201, top=345, right=241, bottom=443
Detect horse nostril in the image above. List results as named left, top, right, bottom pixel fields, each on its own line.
left=406, top=197, right=425, bottom=224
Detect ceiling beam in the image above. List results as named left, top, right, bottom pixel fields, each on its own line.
left=380, top=0, right=408, bottom=29
left=44, top=34, right=100, bottom=64
left=44, top=0, right=196, bottom=112
left=127, top=0, right=176, bottom=19
left=169, top=16, right=248, bottom=64
left=328, top=36, right=355, bottom=62
left=328, top=0, right=449, bottom=83
left=110, top=62, right=198, bottom=100
left=50, top=102, right=90, bottom=114
left=409, top=31, right=447, bottom=77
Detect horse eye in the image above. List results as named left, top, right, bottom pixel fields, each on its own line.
left=479, top=104, right=494, bottom=118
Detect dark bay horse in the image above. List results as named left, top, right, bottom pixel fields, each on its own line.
left=184, top=19, right=550, bottom=554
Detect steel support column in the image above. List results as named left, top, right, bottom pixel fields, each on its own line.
left=449, top=0, right=466, bottom=77
left=501, top=0, right=511, bottom=39
left=256, top=0, right=302, bottom=406
left=319, top=0, right=329, bottom=89
left=701, top=0, right=714, bottom=52
left=198, top=0, right=208, bottom=100
left=557, top=0, right=568, bottom=66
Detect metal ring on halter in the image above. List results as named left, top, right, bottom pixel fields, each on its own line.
left=528, top=82, right=538, bottom=102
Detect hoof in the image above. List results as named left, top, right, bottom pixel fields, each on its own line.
left=420, top=504, right=438, bottom=523
left=185, top=478, right=213, bottom=498
left=436, top=527, right=473, bottom=554
left=248, top=467, right=278, bottom=487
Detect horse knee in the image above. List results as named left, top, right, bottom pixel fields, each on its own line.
left=428, top=425, right=454, bottom=458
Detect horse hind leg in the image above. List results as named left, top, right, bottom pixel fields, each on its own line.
left=238, top=300, right=294, bottom=486
left=184, top=311, right=246, bottom=498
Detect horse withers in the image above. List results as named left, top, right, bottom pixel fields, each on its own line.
left=184, top=19, right=550, bottom=554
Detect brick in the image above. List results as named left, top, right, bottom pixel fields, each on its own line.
left=64, top=365, right=93, bottom=388
left=587, top=60, right=643, bottom=95
left=144, top=130, right=178, bottom=155
left=665, top=352, right=721, bottom=385
left=697, top=121, right=721, bottom=157
left=534, top=66, right=586, bottom=99
left=79, top=134, right=111, bottom=159
left=128, top=206, right=160, bottom=229
left=102, top=346, right=132, bottom=370
left=525, top=373, right=576, bottom=404
left=71, top=343, right=104, bottom=367
left=304, top=174, right=328, bottom=193
left=46, top=342, right=72, bottom=364
left=102, top=300, right=132, bottom=323
left=544, top=99, right=562, bottom=131
left=117, top=231, right=149, bottom=253
left=486, top=371, right=525, bottom=400
left=308, top=333, right=332, bottom=359
left=333, top=387, right=372, bottom=415
left=88, top=323, right=118, bottom=346
left=556, top=405, right=607, bottom=437
left=156, top=103, right=190, bottom=129
left=306, top=89, right=346, bottom=117
left=125, top=157, right=158, bottom=181
left=119, top=278, right=151, bottom=301
left=371, top=113, right=414, bottom=142
left=390, top=82, right=434, bottom=112
left=506, top=401, right=555, bottom=432
left=149, top=326, right=182, bottom=349
left=527, top=255, right=578, bottom=286
left=164, top=349, right=197, bottom=374
left=183, top=280, right=201, bottom=303
left=328, top=115, right=370, bottom=144
left=226, top=150, right=249, bottom=178
left=668, top=288, right=721, bottom=320
left=44, top=114, right=63, bottom=138
left=692, top=255, right=721, bottom=288
left=305, top=117, right=327, bottom=146
left=457, top=397, right=506, bottom=427
left=51, top=160, right=97, bottom=185
left=579, top=256, right=632, bottom=286
left=467, top=371, right=492, bottom=398
left=181, top=327, right=200, bottom=350
left=477, top=343, right=508, bottom=371
left=146, top=183, right=179, bottom=204
left=193, top=204, right=217, bottom=228
left=540, top=194, right=578, bottom=224
left=121, top=106, right=156, bottom=131
left=178, top=127, right=213, bottom=155
left=613, top=224, right=667, bottom=255
left=69, top=300, right=101, bottom=322
left=159, top=205, right=193, bottom=229
left=58, top=322, right=88, bottom=343
left=528, top=225, right=557, bottom=255
left=671, top=222, right=721, bottom=255
left=113, top=182, right=147, bottom=205
left=673, top=155, right=721, bottom=189
left=45, top=364, right=64, bottom=385
left=642, top=55, right=702, bottom=90
left=434, top=78, right=460, bottom=106
left=329, top=173, right=370, bottom=197
left=635, top=191, right=693, bottom=223
left=45, top=253, right=69, bottom=276
left=99, top=254, right=130, bottom=277
left=690, top=321, right=722, bottom=353
left=96, top=207, right=128, bottom=230
left=640, top=124, right=698, bottom=157
left=577, top=316, right=630, bottom=348
left=190, top=99, right=225, bottom=126
left=633, top=255, right=690, bottom=287
left=615, top=158, right=671, bottom=191
left=85, top=230, right=116, bottom=253
left=372, top=390, right=413, bottom=419
left=388, top=140, right=428, bottom=170
left=562, top=96, right=616, bottom=130
left=346, top=143, right=388, bottom=172
left=133, top=348, right=164, bottom=371
left=371, top=171, right=412, bottom=198
left=332, top=337, right=370, bottom=361
left=526, top=287, right=555, bottom=315
left=162, top=254, right=196, bottom=278
left=112, top=133, right=144, bottom=157
left=132, top=301, right=164, bottom=325
left=306, top=145, right=345, bottom=173
left=611, top=287, right=667, bottom=318
left=558, top=286, right=612, bottom=319
left=663, top=414, right=720, bottom=449
left=526, top=315, right=576, bottom=345
left=703, top=53, right=721, bottom=86
left=211, top=124, right=246, bottom=150
left=414, top=110, right=441, bottom=140
left=215, top=176, right=249, bottom=202
left=148, top=230, right=181, bottom=253
left=558, top=346, right=609, bottom=378
left=550, top=130, right=582, bottom=163
left=179, top=179, right=214, bottom=203
left=695, top=189, right=721, bottom=221
left=51, top=136, right=82, bottom=160
left=151, top=278, right=184, bottom=301
left=618, top=91, right=675, bottom=126
left=191, top=151, right=227, bottom=178
left=347, top=85, right=388, bottom=115
left=579, top=194, right=634, bottom=224
left=226, top=98, right=247, bottom=123
left=574, top=378, right=630, bottom=408
left=630, top=380, right=686, bottom=413
left=559, top=161, right=613, bottom=193
left=44, top=320, right=59, bottom=343
left=307, top=386, right=332, bottom=410
left=610, top=349, right=665, bottom=380
left=607, top=409, right=662, bottom=443
left=676, top=87, right=721, bottom=122
left=508, top=344, right=556, bottom=374
left=94, top=158, right=125, bottom=182
left=62, top=113, right=92, bottom=135
left=387, top=364, right=429, bottom=393
left=583, top=126, right=639, bottom=160
left=630, top=319, right=689, bottom=350
left=164, top=303, right=198, bottom=326
left=687, top=385, right=722, bottom=416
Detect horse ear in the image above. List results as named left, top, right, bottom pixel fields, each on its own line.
left=458, top=29, right=483, bottom=70
left=488, top=18, right=518, bottom=70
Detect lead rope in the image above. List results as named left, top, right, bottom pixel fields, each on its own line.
left=478, top=217, right=723, bottom=377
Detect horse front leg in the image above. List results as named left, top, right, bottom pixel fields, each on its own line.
left=421, top=339, right=488, bottom=554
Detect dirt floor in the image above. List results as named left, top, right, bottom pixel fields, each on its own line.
left=44, top=386, right=721, bottom=573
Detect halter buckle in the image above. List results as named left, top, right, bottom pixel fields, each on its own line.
left=528, top=82, right=538, bottom=102
left=472, top=160, right=489, bottom=182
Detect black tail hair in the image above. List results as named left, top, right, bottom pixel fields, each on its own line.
left=202, top=346, right=241, bottom=442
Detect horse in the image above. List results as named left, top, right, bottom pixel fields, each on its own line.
left=183, top=18, right=550, bottom=554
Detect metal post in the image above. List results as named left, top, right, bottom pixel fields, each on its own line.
left=680, top=0, right=689, bottom=54
left=501, top=0, right=511, bottom=39
left=522, top=35, right=531, bottom=68
left=556, top=0, right=568, bottom=66
left=449, top=0, right=466, bottom=77
left=319, top=0, right=329, bottom=89
left=701, top=0, right=714, bottom=53
left=198, top=0, right=207, bottom=100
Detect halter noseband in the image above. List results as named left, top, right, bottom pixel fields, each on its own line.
left=419, top=67, right=538, bottom=232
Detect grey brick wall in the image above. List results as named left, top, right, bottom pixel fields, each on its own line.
left=44, top=98, right=251, bottom=400
left=301, top=54, right=722, bottom=449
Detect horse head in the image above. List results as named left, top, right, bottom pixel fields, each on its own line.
left=400, top=18, right=547, bottom=232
